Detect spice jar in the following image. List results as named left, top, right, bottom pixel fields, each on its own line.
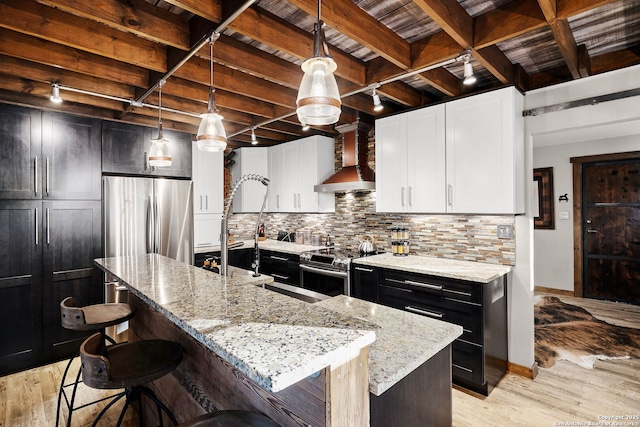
left=391, top=241, right=399, bottom=255
left=400, top=227, right=409, bottom=240
left=391, top=227, right=399, bottom=240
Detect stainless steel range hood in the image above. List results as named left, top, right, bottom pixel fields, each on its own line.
left=314, top=121, right=375, bottom=193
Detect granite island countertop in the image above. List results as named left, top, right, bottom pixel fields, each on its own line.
left=316, top=295, right=462, bottom=396
left=94, top=254, right=376, bottom=392
left=195, top=239, right=327, bottom=255
left=353, top=253, right=511, bottom=283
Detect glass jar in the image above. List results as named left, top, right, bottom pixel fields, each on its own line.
left=391, top=227, right=399, bottom=240
left=400, top=227, right=409, bottom=240
left=391, top=241, right=399, bottom=255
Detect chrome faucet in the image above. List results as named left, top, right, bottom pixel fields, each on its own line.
left=220, top=174, right=270, bottom=277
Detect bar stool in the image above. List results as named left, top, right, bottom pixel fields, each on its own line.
left=80, top=332, right=184, bottom=426
left=178, top=411, right=280, bottom=427
left=56, top=296, right=135, bottom=427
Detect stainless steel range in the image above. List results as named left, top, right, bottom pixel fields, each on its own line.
left=299, top=248, right=377, bottom=297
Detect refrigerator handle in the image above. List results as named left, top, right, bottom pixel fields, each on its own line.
left=154, top=193, right=160, bottom=253
left=146, top=194, right=154, bottom=253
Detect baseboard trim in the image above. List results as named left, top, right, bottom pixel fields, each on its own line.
left=507, top=361, right=538, bottom=379
left=535, top=286, right=574, bottom=296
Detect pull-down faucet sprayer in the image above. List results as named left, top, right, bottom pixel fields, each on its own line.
left=220, top=174, right=270, bottom=277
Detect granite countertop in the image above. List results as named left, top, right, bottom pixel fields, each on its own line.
left=195, top=239, right=326, bottom=255
left=353, top=253, right=511, bottom=283
left=316, top=295, right=462, bottom=396
left=94, top=254, right=376, bottom=393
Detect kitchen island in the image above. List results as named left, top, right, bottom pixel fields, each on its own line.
left=95, top=254, right=376, bottom=426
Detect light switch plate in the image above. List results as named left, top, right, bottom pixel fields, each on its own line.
left=497, top=224, right=513, bottom=239
left=559, top=211, right=570, bottom=220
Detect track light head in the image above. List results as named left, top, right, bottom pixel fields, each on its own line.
left=463, top=55, right=476, bottom=86
left=372, top=88, right=383, bottom=112
left=251, top=128, right=258, bottom=145
left=50, top=83, right=62, bottom=104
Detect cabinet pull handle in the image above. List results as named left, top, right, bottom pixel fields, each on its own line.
left=401, top=186, right=405, bottom=207
left=34, top=156, right=38, bottom=195
left=448, top=184, right=453, bottom=207
left=35, top=207, right=39, bottom=245
left=200, top=195, right=203, bottom=211
left=297, top=193, right=301, bottom=210
left=405, top=280, right=443, bottom=291
left=443, top=288, right=472, bottom=297
left=277, top=195, right=280, bottom=209
left=355, top=267, right=374, bottom=272
left=205, top=195, right=208, bottom=210
left=46, top=157, right=50, bottom=195
left=46, top=207, right=50, bottom=245
left=270, top=255, right=289, bottom=261
left=408, top=186, right=412, bottom=207
left=452, top=363, right=473, bottom=373
left=405, top=305, right=443, bottom=318
left=272, top=273, right=289, bottom=280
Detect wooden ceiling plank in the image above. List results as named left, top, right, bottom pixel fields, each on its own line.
left=411, top=32, right=462, bottom=69
left=0, top=29, right=149, bottom=88
left=287, top=0, right=411, bottom=68
left=377, top=81, right=426, bottom=106
left=35, top=0, right=189, bottom=50
left=473, top=45, right=515, bottom=85
left=473, top=0, right=548, bottom=49
left=160, top=0, right=221, bottom=23
left=411, top=0, right=473, bottom=48
left=536, top=0, right=557, bottom=21
left=227, top=6, right=366, bottom=86
left=416, top=68, right=462, bottom=97
left=0, top=55, right=135, bottom=100
left=589, top=46, right=640, bottom=75
left=0, top=0, right=166, bottom=72
left=557, top=0, right=618, bottom=19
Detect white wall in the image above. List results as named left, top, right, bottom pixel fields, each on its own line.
left=533, top=135, right=640, bottom=291
left=526, top=64, right=640, bottom=292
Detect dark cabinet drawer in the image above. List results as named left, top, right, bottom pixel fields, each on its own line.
left=378, top=284, right=482, bottom=345
left=452, top=339, right=484, bottom=386
left=382, top=270, right=481, bottom=303
left=260, top=250, right=300, bottom=285
left=352, top=265, right=378, bottom=302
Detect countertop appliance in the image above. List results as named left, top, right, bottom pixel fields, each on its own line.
left=299, top=247, right=381, bottom=297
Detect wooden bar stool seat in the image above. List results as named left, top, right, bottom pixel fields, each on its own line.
left=80, top=332, right=183, bottom=426
left=56, top=296, right=136, bottom=427
left=178, top=411, right=280, bottom=427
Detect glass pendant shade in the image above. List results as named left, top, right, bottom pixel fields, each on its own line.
left=197, top=111, right=227, bottom=152
left=148, top=135, right=172, bottom=167
left=296, top=57, right=341, bottom=126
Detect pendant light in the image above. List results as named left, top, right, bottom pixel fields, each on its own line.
left=148, top=79, right=172, bottom=167
left=197, top=34, right=227, bottom=152
left=296, top=0, right=341, bottom=126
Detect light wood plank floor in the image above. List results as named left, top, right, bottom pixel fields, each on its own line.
left=1, top=294, right=639, bottom=427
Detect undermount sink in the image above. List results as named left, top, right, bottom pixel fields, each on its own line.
left=261, top=282, right=330, bottom=303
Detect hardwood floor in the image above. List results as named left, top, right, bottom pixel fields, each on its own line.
left=1, top=294, right=639, bottom=427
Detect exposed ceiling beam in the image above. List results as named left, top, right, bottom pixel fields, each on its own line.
left=474, top=0, right=547, bottom=49
left=412, top=0, right=473, bottom=48
left=537, top=0, right=582, bottom=79
left=161, top=0, right=222, bottom=23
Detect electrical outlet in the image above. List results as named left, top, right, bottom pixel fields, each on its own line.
left=497, top=224, right=513, bottom=239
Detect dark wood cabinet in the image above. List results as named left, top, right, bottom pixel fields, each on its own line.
left=0, top=201, right=43, bottom=375
left=102, top=121, right=191, bottom=178
left=42, top=201, right=102, bottom=361
left=352, top=265, right=378, bottom=302
left=42, top=112, right=101, bottom=200
left=260, top=250, right=300, bottom=285
left=353, top=264, right=507, bottom=395
left=0, top=104, right=41, bottom=200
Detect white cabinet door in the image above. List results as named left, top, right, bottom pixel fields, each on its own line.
left=231, top=147, right=269, bottom=212
left=281, top=143, right=300, bottom=211
left=297, top=137, right=319, bottom=212
left=192, top=142, right=223, bottom=214
left=445, top=87, right=522, bottom=213
left=375, top=114, right=409, bottom=212
left=407, top=105, right=446, bottom=212
left=194, top=213, right=221, bottom=247
left=268, top=145, right=284, bottom=212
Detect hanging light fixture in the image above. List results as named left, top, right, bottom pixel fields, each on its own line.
left=197, top=33, right=227, bottom=152
left=296, top=0, right=341, bottom=126
left=463, top=54, right=476, bottom=86
left=301, top=123, right=311, bottom=131
left=250, top=127, right=258, bottom=145
left=148, top=79, right=172, bottom=167
left=372, top=87, right=383, bottom=112
left=50, top=83, right=62, bottom=104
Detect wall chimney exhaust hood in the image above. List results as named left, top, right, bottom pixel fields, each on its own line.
left=314, top=121, right=375, bottom=193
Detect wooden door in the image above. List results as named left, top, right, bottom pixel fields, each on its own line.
left=41, top=200, right=102, bottom=361
left=582, top=159, right=640, bottom=305
left=0, top=201, right=43, bottom=375
left=42, top=112, right=101, bottom=200
left=0, top=104, right=41, bottom=200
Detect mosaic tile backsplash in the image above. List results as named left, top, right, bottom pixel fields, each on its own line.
left=225, top=130, right=516, bottom=266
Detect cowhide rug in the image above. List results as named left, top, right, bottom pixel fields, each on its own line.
left=535, top=296, right=640, bottom=369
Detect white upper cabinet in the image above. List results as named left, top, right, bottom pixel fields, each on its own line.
left=267, top=135, right=335, bottom=213
left=375, top=87, right=524, bottom=214
left=376, top=104, right=446, bottom=213
left=192, top=141, right=223, bottom=248
left=445, top=87, right=524, bottom=214
left=230, top=147, right=269, bottom=213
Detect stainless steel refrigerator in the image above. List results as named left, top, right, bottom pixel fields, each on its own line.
left=103, top=176, right=194, bottom=264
